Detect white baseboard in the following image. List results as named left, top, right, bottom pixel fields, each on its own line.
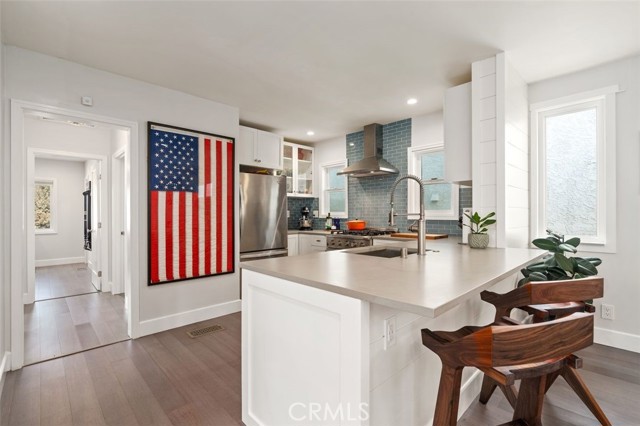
left=595, top=326, right=640, bottom=353
left=35, top=257, right=86, bottom=267
left=138, top=299, right=241, bottom=337
left=0, top=352, right=11, bottom=396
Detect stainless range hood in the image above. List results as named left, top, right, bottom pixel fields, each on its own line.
left=338, top=123, right=399, bottom=178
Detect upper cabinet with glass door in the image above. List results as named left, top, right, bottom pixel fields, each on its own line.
left=283, top=142, right=314, bottom=197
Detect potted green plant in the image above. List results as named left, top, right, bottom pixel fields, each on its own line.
left=518, top=230, right=602, bottom=286
left=464, top=211, right=496, bottom=249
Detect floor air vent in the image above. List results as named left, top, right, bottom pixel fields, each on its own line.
left=186, top=324, right=224, bottom=338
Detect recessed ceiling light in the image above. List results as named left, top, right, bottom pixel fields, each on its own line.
left=306, top=130, right=315, bottom=136
left=407, top=98, right=418, bottom=105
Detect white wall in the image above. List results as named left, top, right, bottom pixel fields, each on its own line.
left=411, top=111, right=443, bottom=146
left=0, top=8, right=7, bottom=376
left=34, top=158, right=85, bottom=263
left=502, top=55, right=530, bottom=248
left=4, top=46, right=240, bottom=337
left=529, top=55, right=640, bottom=352
left=312, top=135, right=346, bottom=195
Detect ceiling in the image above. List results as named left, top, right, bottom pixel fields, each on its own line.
left=2, top=1, right=639, bottom=143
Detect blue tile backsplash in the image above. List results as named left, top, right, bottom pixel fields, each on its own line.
left=286, top=118, right=472, bottom=235
left=345, top=119, right=471, bottom=235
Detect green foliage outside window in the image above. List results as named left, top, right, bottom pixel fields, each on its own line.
left=35, top=183, right=52, bottom=230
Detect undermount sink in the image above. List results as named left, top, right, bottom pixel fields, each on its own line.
left=350, top=247, right=437, bottom=258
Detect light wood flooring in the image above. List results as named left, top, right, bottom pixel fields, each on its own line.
left=35, top=263, right=97, bottom=301
left=3, top=312, right=639, bottom=426
left=24, top=292, right=129, bottom=365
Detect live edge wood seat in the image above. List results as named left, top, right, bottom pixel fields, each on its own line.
left=422, top=312, right=594, bottom=426
left=479, top=277, right=610, bottom=426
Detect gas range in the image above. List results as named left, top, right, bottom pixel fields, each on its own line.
left=326, top=228, right=396, bottom=250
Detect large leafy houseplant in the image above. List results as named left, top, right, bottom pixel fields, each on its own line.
left=518, top=230, right=602, bottom=287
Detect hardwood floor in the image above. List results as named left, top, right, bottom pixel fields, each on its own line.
left=24, top=292, right=128, bottom=365
left=3, top=312, right=639, bottom=426
left=35, top=263, right=97, bottom=301
left=2, top=313, right=241, bottom=426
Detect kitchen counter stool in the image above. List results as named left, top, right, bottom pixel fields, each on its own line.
left=479, top=277, right=611, bottom=426
left=422, top=312, right=595, bottom=426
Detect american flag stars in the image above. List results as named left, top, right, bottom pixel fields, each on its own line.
left=150, top=130, right=199, bottom=192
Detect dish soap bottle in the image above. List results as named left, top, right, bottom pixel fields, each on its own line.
left=325, top=212, right=332, bottom=230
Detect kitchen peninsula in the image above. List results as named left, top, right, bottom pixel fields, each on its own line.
left=241, top=239, right=543, bottom=426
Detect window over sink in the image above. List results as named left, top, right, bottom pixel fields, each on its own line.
left=319, top=160, right=348, bottom=218
left=407, top=145, right=458, bottom=220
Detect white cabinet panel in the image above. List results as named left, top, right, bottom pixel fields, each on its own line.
left=298, top=234, right=326, bottom=255
left=287, top=234, right=299, bottom=256
left=444, top=82, right=472, bottom=185
left=238, top=125, right=283, bottom=170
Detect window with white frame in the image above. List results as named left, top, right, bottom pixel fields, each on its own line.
left=407, top=145, right=458, bottom=220
left=531, top=86, right=617, bottom=251
left=34, top=178, right=57, bottom=234
left=319, top=160, right=348, bottom=218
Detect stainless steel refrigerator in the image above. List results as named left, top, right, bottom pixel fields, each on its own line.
left=239, top=171, right=288, bottom=260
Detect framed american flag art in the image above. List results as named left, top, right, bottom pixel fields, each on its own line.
left=148, top=122, right=235, bottom=285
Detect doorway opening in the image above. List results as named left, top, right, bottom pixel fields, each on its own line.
left=10, top=100, right=139, bottom=369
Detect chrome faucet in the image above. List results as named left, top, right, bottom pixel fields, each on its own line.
left=389, top=174, right=426, bottom=255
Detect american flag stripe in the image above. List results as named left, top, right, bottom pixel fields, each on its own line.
left=149, top=127, right=234, bottom=285
left=166, top=191, right=174, bottom=281
left=226, top=141, right=234, bottom=271
left=216, top=141, right=223, bottom=273
left=150, top=191, right=159, bottom=283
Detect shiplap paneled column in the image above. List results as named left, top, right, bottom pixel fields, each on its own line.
left=472, top=57, right=499, bottom=247
left=472, top=53, right=530, bottom=249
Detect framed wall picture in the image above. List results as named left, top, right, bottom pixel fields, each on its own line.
left=148, top=122, right=235, bottom=285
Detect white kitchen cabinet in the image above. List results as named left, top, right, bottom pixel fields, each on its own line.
left=287, top=234, right=299, bottom=256
left=298, top=234, right=326, bottom=255
left=444, top=82, right=472, bottom=185
left=238, top=125, right=283, bottom=170
left=283, top=142, right=314, bottom=197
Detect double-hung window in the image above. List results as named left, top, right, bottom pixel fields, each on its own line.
left=319, top=160, right=348, bottom=218
left=407, top=145, right=458, bottom=220
left=34, top=178, right=57, bottom=234
left=531, top=86, right=617, bottom=252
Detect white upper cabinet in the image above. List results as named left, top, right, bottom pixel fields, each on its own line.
left=283, top=142, right=314, bottom=197
left=238, top=125, right=283, bottom=170
left=444, top=82, right=472, bottom=185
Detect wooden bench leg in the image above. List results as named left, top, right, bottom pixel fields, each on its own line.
left=433, top=365, right=464, bottom=426
left=512, top=375, right=547, bottom=426
left=560, top=366, right=611, bottom=426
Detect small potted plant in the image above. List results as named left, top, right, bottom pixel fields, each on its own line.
left=464, top=211, right=496, bottom=249
left=518, top=230, right=601, bottom=286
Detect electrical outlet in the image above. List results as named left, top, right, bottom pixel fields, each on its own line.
left=384, top=316, right=397, bottom=350
left=601, top=303, right=615, bottom=320
left=287, top=210, right=290, bottom=218
left=313, top=210, right=319, bottom=217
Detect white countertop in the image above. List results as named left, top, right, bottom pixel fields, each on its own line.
left=241, top=238, right=544, bottom=318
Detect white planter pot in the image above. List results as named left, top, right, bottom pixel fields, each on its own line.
left=469, top=233, right=489, bottom=249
